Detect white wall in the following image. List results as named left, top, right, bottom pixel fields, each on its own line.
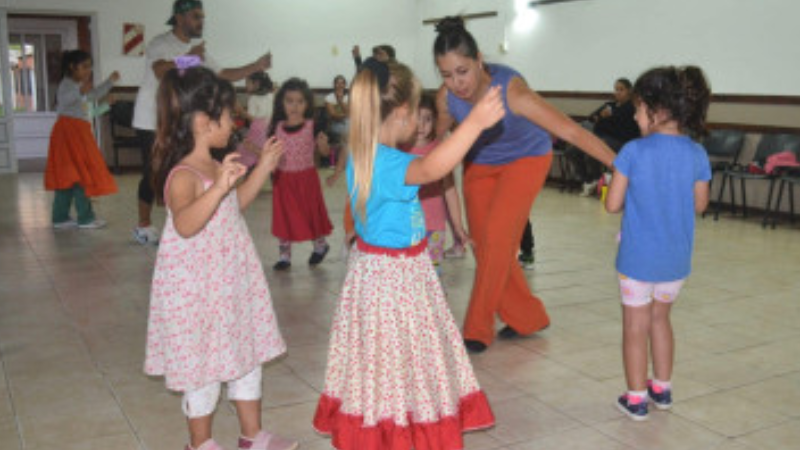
left=3, top=0, right=799, bottom=94
left=415, top=0, right=800, bottom=95
left=2, top=0, right=419, bottom=88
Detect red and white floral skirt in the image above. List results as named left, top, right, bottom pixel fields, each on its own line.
left=313, top=239, right=494, bottom=450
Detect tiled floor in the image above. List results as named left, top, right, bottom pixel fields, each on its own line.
left=1, top=170, right=799, bottom=450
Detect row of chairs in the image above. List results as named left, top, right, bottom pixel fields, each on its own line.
left=704, top=130, right=800, bottom=228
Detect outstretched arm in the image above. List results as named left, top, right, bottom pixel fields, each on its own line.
left=507, top=77, right=616, bottom=168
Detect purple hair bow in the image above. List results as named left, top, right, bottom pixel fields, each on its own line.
left=175, top=55, right=203, bottom=74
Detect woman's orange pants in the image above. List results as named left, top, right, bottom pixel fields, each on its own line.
left=462, top=154, right=552, bottom=345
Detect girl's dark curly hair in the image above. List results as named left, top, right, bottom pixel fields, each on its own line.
left=267, top=77, right=314, bottom=137
left=633, top=66, right=711, bottom=140
left=152, top=66, right=236, bottom=203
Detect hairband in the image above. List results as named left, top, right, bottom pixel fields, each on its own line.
left=360, top=57, right=389, bottom=90
left=175, top=55, right=203, bottom=75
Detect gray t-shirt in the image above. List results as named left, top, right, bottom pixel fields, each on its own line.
left=56, top=77, right=114, bottom=121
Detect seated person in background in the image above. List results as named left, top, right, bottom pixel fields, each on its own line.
left=235, top=71, right=276, bottom=167
left=569, top=78, right=640, bottom=196
left=325, top=75, right=349, bottom=150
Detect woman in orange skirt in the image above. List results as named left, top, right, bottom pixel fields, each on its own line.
left=45, top=50, right=118, bottom=229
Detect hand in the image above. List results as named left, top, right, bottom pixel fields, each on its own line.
left=326, top=171, right=340, bottom=187
left=213, top=153, right=247, bottom=193
left=600, top=107, right=612, bottom=118
left=257, top=52, right=272, bottom=71
left=455, top=227, right=474, bottom=250
left=352, top=45, right=361, bottom=58
left=109, top=71, right=121, bottom=83
left=468, top=85, right=505, bottom=130
left=316, top=132, right=330, bottom=156
left=188, top=42, right=206, bottom=61
left=257, top=136, right=284, bottom=172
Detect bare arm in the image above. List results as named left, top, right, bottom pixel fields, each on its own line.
left=406, top=86, right=504, bottom=185
left=219, top=53, right=271, bottom=83
left=507, top=77, right=616, bottom=168
left=694, top=180, right=710, bottom=213
left=168, top=170, right=229, bottom=238
left=605, top=169, right=627, bottom=213
left=237, top=137, right=284, bottom=210
left=442, top=173, right=469, bottom=244
left=435, top=85, right=456, bottom=140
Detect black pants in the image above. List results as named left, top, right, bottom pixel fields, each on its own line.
left=136, top=129, right=156, bottom=205
left=520, top=220, right=534, bottom=256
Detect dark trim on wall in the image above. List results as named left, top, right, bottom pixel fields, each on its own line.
left=539, top=91, right=800, bottom=106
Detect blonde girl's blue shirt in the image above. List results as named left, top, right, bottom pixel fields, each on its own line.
left=346, top=145, right=425, bottom=248
left=614, top=134, right=711, bottom=282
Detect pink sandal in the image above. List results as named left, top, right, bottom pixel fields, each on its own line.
left=238, top=430, right=298, bottom=450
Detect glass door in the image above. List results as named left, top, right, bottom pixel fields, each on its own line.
left=0, top=9, right=18, bottom=172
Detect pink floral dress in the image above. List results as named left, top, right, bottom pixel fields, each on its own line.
left=145, top=165, right=286, bottom=392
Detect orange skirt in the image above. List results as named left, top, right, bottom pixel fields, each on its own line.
left=44, top=116, right=118, bottom=197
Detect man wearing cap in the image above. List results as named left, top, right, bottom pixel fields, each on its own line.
left=131, top=0, right=271, bottom=245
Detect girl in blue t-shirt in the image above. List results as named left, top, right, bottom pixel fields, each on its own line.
left=312, top=58, right=503, bottom=450
left=605, top=66, right=712, bottom=421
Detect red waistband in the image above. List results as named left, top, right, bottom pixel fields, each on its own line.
left=356, top=238, right=428, bottom=257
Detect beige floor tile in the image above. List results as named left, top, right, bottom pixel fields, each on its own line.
left=507, top=426, right=635, bottom=450
left=2, top=172, right=800, bottom=450
left=0, top=421, right=21, bottom=450
left=594, top=413, right=727, bottom=450
left=485, top=395, right=582, bottom=445
left=671, top=390, right=786, bottom=437
left=736, top=419, right=800, bottom=450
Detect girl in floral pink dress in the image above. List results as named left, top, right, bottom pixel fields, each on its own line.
left=144, top=66, right=296, bottom=450
left=313, top=58, right=504, bottom=450
left=267, top=77, right=333, bottom=271
left=406, top=94, right=469, bottom=275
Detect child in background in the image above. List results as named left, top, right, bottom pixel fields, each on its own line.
left=144, top=67, right=296, bottom=450
left=313, top=58, right=504, bottom=450
left=235, top=71, right=275, bottom=168
left=406, top=94, right=469, bottom=274
left=605, top=66, right=711, bottom=421
left=268, top=77, right=333, bottom=270
left=45, top=50, right=119, bottom=229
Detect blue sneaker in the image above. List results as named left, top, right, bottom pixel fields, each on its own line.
left=648, top=380, right=673, bottom=410
left=617, top=394, right=648, bottom=421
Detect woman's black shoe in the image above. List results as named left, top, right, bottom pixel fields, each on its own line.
left=464, top=339, right=487, bottom=354
left=498, top=326, right=520, bottom=340
left=273, top=260, right=291, bottom=271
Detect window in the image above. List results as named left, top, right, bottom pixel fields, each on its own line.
left=8, top=32, right=62, bottom=113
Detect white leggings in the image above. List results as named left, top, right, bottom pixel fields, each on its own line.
left=182, top=366, right=262, bottom=418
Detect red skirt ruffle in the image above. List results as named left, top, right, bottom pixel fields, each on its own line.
left=44, top=116, right=118, bottom=197
left=271, top=167, right=333, bottom=241
left=313, top=391, right=494, bottom=450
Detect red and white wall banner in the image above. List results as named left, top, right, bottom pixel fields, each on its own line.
left=123, top=23, right=145, bottom=56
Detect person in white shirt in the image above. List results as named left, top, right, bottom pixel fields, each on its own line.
left=131, top=0, right=271, bottom=245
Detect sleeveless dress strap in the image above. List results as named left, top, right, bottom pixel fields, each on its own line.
left=163, top=164, right=214, bottom=209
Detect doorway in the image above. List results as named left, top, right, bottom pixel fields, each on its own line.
left=0, top=12, right=93, bottom=172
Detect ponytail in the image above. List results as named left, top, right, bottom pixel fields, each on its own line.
left=348, top=69, right=382, bottom=220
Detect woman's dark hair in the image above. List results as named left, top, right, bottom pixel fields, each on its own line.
left=418, top=93, right=438, bottom=141
left=152, top=66, right=236, bottom=203
left=60, top=50, right=92, bottom=79
left=268, top=77, right=314, bottom=137
left=377, top=45, right=396, bottom=60
left=633, top=66, right=711, bottom=140
left=433, top=16, right=480, bottom=60
left=247, top=71, right=273, bottom=95
left=616, top=78, right=633, bottom=90
left=333, top=74, right=346, bottom=87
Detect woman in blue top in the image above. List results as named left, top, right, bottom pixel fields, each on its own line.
left=433, top=17, right=617, bottom=353
left=606, top=66, right=711, bottom=421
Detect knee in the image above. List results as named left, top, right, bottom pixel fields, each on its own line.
left=182, top=383, right=222, bottom=418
